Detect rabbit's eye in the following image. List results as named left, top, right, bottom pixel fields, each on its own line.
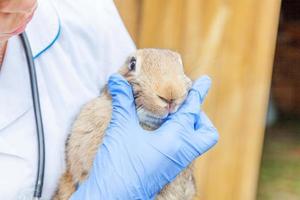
left=128, top=57, right=136, bottom=71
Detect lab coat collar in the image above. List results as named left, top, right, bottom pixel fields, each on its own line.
left=0, top=0, right=60, bottom=131
left=26, top=0, right=61, bottom=59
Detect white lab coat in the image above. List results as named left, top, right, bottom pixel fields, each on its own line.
left=0, top=0, right=135, bottom=199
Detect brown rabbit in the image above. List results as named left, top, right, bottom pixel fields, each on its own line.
left=53, top=49, right=196, bottom=200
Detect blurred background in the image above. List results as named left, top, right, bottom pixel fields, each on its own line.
left=257, top=0, right=300, bottom=199
left=114, top=0, right=299, bottom=199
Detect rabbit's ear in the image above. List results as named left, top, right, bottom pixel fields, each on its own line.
left=118, top=53, right=139, bottom=77
left=128, top=56, right=137, bottom=71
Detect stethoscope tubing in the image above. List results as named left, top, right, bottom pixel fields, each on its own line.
left=20, top=32, right=45, bottom=199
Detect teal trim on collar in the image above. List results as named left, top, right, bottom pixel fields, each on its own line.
left=33, top=21, right=61, bottom=60
left=26, top=0, right=61, bottom=60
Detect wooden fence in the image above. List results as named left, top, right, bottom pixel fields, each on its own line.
left=114, top=0, right=281, bottom=199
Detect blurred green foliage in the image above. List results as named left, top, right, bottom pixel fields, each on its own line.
left=257, top=119, right=300, bottom=200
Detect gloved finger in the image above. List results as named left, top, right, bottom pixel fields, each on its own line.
left=192, top=75, right=211, bottom=129
left=166, top=76, right=212, bottom=130
left=108, top=73, right=138, bottom=123
left=192, top=75, right=211, bottom=104
left=190, top=111, right=219, bottom=155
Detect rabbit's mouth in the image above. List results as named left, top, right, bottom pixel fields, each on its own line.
left=137, top=108, right=168, bottom=131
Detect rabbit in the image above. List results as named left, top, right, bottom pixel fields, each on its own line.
left=53, top=49, right=196, bottom=200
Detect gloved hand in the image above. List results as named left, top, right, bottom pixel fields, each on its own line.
left=70, top=74, right=218, bottom=200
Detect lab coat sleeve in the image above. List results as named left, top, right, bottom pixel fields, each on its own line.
left=96, top=0, right=136, bottom=86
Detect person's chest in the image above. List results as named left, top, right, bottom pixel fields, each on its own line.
left=0, top=36, right=105, bottom=200
left=0, top=0, right=135, bottom=197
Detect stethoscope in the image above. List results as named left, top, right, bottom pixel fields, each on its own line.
left=20, top=32, right=45, bottom=200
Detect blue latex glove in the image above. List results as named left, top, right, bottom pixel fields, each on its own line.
left=70, top=74, right=218, bottom=200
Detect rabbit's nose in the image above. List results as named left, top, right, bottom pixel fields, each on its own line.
left=165, top=102, right=176, bottom=113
